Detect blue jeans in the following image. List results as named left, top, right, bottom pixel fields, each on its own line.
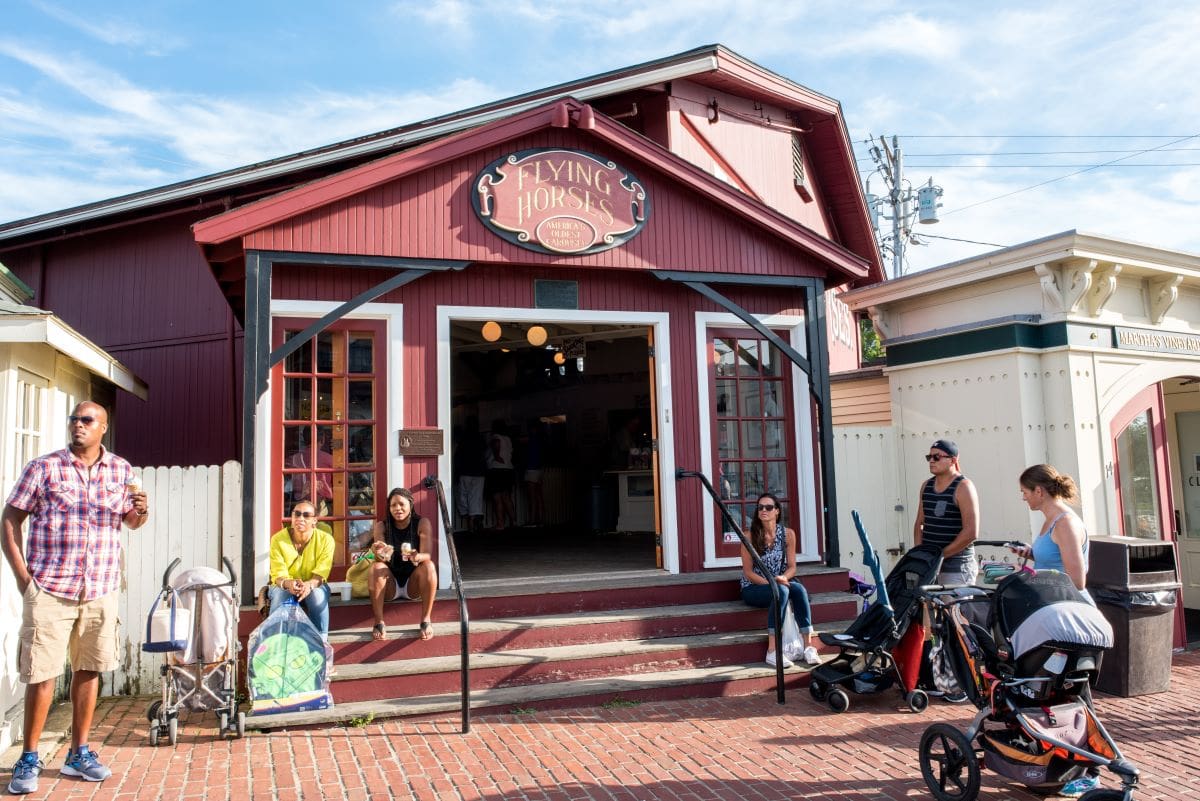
left=269, top=584, right=331, bottom=636
left=741, top=580, right=812, bottom=633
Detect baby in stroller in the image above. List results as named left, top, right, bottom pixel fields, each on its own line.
left=918, top=561, right=1139, bottom=801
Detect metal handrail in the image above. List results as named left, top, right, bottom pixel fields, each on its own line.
left=423, top=475, right=471, bottom=733
left=675, top=469, right=786, bottom=704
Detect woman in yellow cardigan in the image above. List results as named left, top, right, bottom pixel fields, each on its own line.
left=269, top=501, right=335, bottom=636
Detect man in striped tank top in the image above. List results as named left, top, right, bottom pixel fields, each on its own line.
left=913, top=439, right=980, bottom=585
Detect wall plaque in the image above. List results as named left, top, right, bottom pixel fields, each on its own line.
left=473, top=148, right=649, bottom=255
left=397, top=428, right=444, bottom=456
left=1114, top=326, right=1200, bottom=356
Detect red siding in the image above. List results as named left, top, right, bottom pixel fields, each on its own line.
left=273, top=262, right=808, bottom=572
left=244, top=130, right=829, bottom=280
left=1, top=215, right=242, bottom=466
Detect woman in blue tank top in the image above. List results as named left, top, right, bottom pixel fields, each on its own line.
left=1012, top=465, right=1100, bottom=796
left=1012, top=464, right=1091, bottom=595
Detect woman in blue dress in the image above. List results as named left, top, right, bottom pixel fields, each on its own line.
left=739, top=492, right=818, bottom=667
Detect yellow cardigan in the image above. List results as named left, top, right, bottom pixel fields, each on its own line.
left=268, top=526, right=335, bottom=585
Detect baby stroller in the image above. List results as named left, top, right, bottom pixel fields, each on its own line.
left=917, top=550, right=1138, bottom=801
left=142, top=556, right=245, bottom=745
left=809, top=511, right=943, bottom=713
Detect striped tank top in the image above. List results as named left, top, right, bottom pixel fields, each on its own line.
left=921, top=474, right=974, bottom=569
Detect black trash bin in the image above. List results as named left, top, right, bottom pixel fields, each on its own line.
left=1087, top=535, right=1181, bottom=697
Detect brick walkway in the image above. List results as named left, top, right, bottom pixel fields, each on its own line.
left=10, top=652, right=1200, bottom=800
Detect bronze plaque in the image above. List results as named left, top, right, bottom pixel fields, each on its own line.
left=397, top=428, right=444, bottom=456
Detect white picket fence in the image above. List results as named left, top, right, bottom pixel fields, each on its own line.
left=105, top=462, right=240, bottom=697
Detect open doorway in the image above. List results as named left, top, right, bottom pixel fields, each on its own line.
left=447, top=318, right=661, bottom=582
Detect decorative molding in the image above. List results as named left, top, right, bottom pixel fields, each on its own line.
left=1087, top=263, right=1123, bottom=316
left=1034, top=263, right=1061, bottom=310
left=1062, top=259, right=1096, bottom=313
left=867, top=305, right=891, bottom=340
left=1036, top=261, right=1095, bottom=314
left=1148, top=275, right=1183, bottom=324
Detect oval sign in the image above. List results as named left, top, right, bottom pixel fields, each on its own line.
left=473, top=148, right=650, bottom=255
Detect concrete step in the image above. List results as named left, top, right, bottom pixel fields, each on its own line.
left=247, top=643, right=849, bottom=732
left=326, top=594, right=859, bottom=663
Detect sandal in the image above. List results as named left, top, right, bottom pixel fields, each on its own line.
left=372, top=622, right=387, bottom=641
left=419, top=621, right=433, bottom=641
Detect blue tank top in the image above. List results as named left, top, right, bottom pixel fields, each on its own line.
left=741, top=524, right=787, bottom=589
left=1031, top=512, right=1088, bottom=573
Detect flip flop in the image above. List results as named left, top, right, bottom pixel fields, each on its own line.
left=419, top=621, right=433, bottom=641
left=372, top=622, right=387, bottom=641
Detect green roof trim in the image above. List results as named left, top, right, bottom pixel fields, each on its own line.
left=0, top=259, right=35, bottom=302
left=886, top=321, right=1071, bottom=365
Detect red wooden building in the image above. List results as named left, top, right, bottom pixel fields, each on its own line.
left=0, top=46, right=882, bottom=594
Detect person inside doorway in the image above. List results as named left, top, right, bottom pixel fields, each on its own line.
left=522, top=418, right=546, bottom=526
left=486, top=420, right=516, bottom=530
left=290, top=427, right=334, bottom=517
left=453, top=418, right=487, bottom=532
left=739, top=493, right=819, bottom=667
left=913, top=439, right=980, bottom=585
left=368, top=488, right=437, bottom=641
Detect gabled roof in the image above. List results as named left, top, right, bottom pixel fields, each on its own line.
left=0, top=45, right=881, bottom=281
left=193, top=98, right=871, bottom=283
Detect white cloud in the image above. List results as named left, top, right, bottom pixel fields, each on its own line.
left=31, top=0, right=185, bottom=54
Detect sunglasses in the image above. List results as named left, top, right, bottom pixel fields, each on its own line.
left=68, top=415, right=99, bottom=426
left=925, top=454, right=952, bottom=463
left=292, top=511, right=317, bottom=519
left=756, top=504, right=778, bottom=512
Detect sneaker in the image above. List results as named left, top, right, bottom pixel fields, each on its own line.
left=61, top=747, right=111, bottom=782
left=765, top=650, right=794, bottom=669
left=7, top=753, right=42, bottom=795
left=802, top=645, right=821, bottom=665
left=1060, top=773, right=1101, bottom=797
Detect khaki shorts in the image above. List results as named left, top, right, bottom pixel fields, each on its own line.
left=20, top=581, right=119, bottom=684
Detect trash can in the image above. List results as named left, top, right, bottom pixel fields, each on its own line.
left=1087, top=535, right=1181, bottom=697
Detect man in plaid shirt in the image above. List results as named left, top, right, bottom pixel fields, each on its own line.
left=2, top=402, right=149, bottom=794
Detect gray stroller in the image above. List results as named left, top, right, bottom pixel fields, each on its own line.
left=143, top=557, right=244, bottom=744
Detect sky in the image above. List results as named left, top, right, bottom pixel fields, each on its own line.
left=1, top=0, right=1198, bottom=274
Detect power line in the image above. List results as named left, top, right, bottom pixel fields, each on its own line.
left=855, top=148, right=1200, bottom=160
left=873, top=135, right=1195, bottom=139
left=916, top=233, right=1007, bottom=247
left=898, top=163, right=1200, bottom=168
left=943, top=133, right=1200, bottom=216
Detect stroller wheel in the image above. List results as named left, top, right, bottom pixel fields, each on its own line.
left=919, top=723, right=980, bottom=801
left=809, top=679, right=828, bottom=703
left=148, top=723, right=160, bottom=747
left=907, top=689, right=930, bottom=713
left=146, top=700, right=162, bottom=723
left=218, top=712, right=229, bottom=735
left=235, top=711, right=246, bottom=739
left=167, top=717, right=179, bottom=746
left=827, top=688, right=850, bottom=713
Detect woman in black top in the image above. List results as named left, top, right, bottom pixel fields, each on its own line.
left=368, top=487, right=437, bottom=641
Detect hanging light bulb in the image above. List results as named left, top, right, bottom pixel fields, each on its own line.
left=526, top=325, right=548, bottom=347
left=481, top=321, right=502, bottom=342
left=553, top=351, right=566, bottom=365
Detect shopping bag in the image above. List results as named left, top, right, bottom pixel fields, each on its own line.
left=345, top=551, right=376, bottom=598
left=779, top=604, right=805, bottom=663
left=247, top=597, right=334, bottom=715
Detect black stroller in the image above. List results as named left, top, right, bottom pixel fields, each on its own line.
left=918, top=555, right=1138, bottom=801
left=809, top=511, right=943, bottom=713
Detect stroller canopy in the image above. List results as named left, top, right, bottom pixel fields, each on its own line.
left=991, top=570, right=1113, bottom=658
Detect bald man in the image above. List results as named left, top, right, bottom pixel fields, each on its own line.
left=2, top=402, right=149, bottom=793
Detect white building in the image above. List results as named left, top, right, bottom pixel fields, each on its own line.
left=837, top=231, right=1198, bottom=648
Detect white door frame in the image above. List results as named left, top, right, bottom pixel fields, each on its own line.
left=436, top=306, right=677, bottom=587
left=694, top=312, right=819, bottom=568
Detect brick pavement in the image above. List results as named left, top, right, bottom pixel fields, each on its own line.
left=8, top=652, right=1200, bottom=800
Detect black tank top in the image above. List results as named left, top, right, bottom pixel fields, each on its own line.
left=384, top=511, right=421, bottom=584
left=921, top=475, right=973, bottom=569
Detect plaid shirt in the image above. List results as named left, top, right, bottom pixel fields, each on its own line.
left=6, top=447, right=136, bottom=600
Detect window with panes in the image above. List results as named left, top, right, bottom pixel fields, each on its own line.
left=276, top=319, right=386, bottom=571
left=710, top=334, right=797, bottom=552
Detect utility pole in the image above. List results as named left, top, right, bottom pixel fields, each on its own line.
left=864, top=135, right=943, bottom=279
